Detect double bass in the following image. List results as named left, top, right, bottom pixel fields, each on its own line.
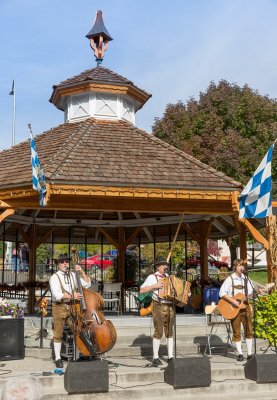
left=70, top=248, right=117, bottom=356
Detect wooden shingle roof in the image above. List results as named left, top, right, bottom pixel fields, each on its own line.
left=0, top=118, right=242, bottom=191
left=50, top=66, right=151, bottom=98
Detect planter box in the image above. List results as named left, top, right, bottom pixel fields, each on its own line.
left=0, top=318, right=25, bottom=360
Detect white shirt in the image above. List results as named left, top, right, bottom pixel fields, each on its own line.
left=140, top=272, right=172, bottom=304
left=49, top=270, right=91, bottom=302
left=219, top=272, right=253, bottom=298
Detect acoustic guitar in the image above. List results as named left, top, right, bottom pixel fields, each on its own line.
left=217, top=293, right=248, bottom=320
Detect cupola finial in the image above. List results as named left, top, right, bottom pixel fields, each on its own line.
left=86, top=10, right=113, bottom=66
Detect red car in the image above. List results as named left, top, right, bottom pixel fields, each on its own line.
left=80, top=254, right=114, bottom=270
left=187, top=255, right=229, bottom=269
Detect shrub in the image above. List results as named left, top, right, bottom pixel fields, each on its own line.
left=255, top=291, right=277, bottom=345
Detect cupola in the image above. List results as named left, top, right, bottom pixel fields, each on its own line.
left=49, top=11, right=151, bottom=125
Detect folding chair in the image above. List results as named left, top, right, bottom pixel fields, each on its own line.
left=102, top=282, right=122, bottom=315
left=204, top=304, right=233, bottom=357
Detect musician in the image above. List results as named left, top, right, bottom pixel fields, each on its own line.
left=49, top=253, right=91, bottom=368
left=140, top=256, right=174, bottom=366
left=219, top=258, right=253, bottom=361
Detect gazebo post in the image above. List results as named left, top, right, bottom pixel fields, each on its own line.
left=28, top=224, right=37, bottom=314
left=232, top=216, right=248, bottom=267
left=117, top=226, right=125, bottom=283
left=199, top=220, right=213, bottom=278
left=239, top=223, right=247, bottom=268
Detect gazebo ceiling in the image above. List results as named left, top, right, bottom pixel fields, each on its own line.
left=0, top=209, right=265, bottom=244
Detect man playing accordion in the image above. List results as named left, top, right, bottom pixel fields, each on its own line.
left=140, top=256, right=174, bottom=366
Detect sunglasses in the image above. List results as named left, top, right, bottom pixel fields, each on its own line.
left=60, top=260, right=69, bottom=264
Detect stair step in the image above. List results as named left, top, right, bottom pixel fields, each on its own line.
left=43, top=380, right=277, bottom=399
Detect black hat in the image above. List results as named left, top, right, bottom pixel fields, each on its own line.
left=57, top=253, right=71, bottom=263
left=155, top=256, right=169, bottom=267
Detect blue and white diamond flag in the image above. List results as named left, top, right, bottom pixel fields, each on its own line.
left=29, top=131, right=47, bottom=207
left=239, top=143, right=275, bottom=219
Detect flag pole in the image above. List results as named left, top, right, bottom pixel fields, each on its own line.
left=12, top=84, right=16, bottom=146
left=10, top=80, right=16, bottom=146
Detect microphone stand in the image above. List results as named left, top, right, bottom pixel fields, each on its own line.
left=168, top=275, right=177, bottom=358
left=35, top=285, right=50, bottom=349
left=66, top=266, right=78, bottom=362
left=243, top=272, right=258, bottom=354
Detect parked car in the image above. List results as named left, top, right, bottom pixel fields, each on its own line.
left=187, top=255, right=230, bottom=270
left=80, top=254, right=114, bottom=270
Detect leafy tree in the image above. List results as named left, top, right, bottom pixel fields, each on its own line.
left=207, top=240, right=222, bottom=258
left=153, top=80, right=277, bottom=196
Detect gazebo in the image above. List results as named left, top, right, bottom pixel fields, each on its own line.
left=0, top=11, right=271, bottom=313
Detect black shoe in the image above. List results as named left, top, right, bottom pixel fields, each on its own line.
left=247, top=354, right=254, bottom=360
left=167, top=357, right=173, bottom=364
left=152, top=358, right=163, bottom=366
left=55, top=359, right=63, bottom=368
left=237, top=354, right=244, bottom=362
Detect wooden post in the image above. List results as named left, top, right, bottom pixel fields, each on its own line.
left=117, top=227, right=125, bottom=283
left=239, top=223, right=248, bottom=269
left=117, top=227, right=125, bottom=312
left=199, top=220, right=213, bottom=278
left=266, top=216, right=277, bottom=283
left=28, top=224, right=37, bottom=314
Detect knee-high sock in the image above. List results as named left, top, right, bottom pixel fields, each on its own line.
left=54, top=342, right=61, bottom=361
left=153, top=338, right=160, bottom=359
left=234, top=340, right=242, bottom=355
left=167, top=337, right=174, bottom=358
left=246, top=338, right=253, bottom=355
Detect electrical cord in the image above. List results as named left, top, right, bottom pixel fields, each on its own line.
left=0, top=369, right=12, bottom=376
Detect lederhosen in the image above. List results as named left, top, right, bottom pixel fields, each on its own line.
left=230, top=276, right=253, bottom=342
left=52, top=273, right=77, bottom=343
left=152, top=274, right=174, bottom=340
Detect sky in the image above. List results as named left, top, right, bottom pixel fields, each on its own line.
left=0, top=0, right=277, bottom=151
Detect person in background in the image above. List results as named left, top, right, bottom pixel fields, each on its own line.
left=19, top=243, right=29, bottom=272
left=49, top=253, right=91, bottom=368
left=140, top=256, right=174, bottom=366
left=219, top=258, right=253, bottom=361
left=11, top=247, right=21, bottom=274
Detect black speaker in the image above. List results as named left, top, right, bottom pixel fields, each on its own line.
left=164, top=357, right=211, bottom=389
left=245, top=354, right=277, bottom=383
left=0, top=318, right=25, bottom=360
left=64, top=360, right=109, bottom=394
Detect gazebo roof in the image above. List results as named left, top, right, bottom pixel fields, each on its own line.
left=50, top=66, right=151, bottom=111
left=0, top=118, right=242, bottom=191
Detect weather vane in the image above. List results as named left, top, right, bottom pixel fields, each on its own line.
left=86, top=10, right=113, bottom=66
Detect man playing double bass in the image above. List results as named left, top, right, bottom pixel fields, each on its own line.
left=219, top=258, right=253, bottom=362
left=140, top=256, right=174, bottom=366
left=49, top=253, right=91, bottom=368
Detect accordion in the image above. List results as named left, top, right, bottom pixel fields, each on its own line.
left=160, top=276, right=191, bottom=305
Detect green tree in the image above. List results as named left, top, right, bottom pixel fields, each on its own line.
left=153, top=80, right=277, bottom=195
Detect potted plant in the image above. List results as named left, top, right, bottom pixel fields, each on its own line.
left=255, top=291, right=277, bottom=347
left=0, top=297, right=24, bottom=319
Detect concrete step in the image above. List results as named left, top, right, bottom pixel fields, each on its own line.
left=43, top=380, right=277, bottom=399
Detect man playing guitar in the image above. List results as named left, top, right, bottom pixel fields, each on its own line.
left=219, top=259, right=253, bottom=362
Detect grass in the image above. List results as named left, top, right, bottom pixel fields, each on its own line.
left=248, top=270, right=268, bottom=286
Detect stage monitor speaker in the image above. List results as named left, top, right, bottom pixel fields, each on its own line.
left=64, top=360, right=109, bottom=394
left=164, top=357, right=211, bottom=389
left=244, top=354, right=277, bottom=383
left=0, top=318, right=25, bottom=360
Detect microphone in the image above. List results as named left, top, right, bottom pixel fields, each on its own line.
left=242, top=267, right=248, bottom=276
